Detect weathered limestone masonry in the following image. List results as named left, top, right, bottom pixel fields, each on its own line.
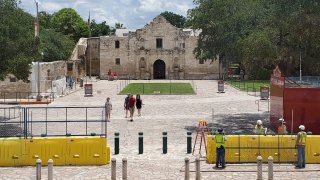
left=0, top=75, right=30, bottom=98
left=88, top=15, right=221, bottom=80
left=85, top=38, right=100, bottom=76
left=0, top=61, right=67, bottom=99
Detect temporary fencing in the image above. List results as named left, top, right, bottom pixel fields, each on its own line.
left=207, top=134, right=320, bottom=164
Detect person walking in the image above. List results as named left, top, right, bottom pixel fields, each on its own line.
left=124, top=94, right=130, bottom=118
left=213, top=128, right=227, bottom=168
left=296, top=125, right=307, bottom=168
left=278, top=118, right=287, bottom=134
left=136, top=94, right=142, bottom=116
left=128, top=94, right=136, bottom=121
left=105, top=97, right=112, bottom=122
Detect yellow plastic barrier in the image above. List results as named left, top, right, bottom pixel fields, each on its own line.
left=0, top=138, right=25, bottom=166
left=207, top=135, right=320, bottom=164
left=0, top=137, right=110, bottom=166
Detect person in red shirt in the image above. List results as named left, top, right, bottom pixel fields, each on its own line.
left=128, top=94, right=136, bottom=121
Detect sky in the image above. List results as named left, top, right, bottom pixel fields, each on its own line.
left=18, top=0, right=195, bottom=29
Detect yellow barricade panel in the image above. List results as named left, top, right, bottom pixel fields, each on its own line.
left=207, top=135, right=320, bottom=164
left=279, top=136, right=296, bottom=163
left=0, top=138, right=24, bottom=166
left=225, top=136, right=239, bottom=163
left=25, top=138, right=46, bottom=165
left=0, top=137, right=110, bottom=166
left=43, top=138, right=67, bottom=165
left=306, top=135, right=320, bottom=163
left=66, top=137, right=107, bottom=165
left=206, top=135, right=215, bottom=163
left=259, top=136, right=279, bottom=162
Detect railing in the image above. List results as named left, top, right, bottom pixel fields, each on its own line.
left=286, top=76, right=320, bottom=87
left=0, top=106, right=23, bottom=137
left=0, top=92, right=55, bottom=104
left=0, top=106, right=107, bottom=138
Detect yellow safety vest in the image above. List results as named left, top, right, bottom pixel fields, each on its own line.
left=254, top=125, right=264, bottom=134
left=215, top=134, right=225, bottom=148
left=297, top=131, right=307, bottom=145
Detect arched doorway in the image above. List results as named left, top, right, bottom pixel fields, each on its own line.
left=153, top=59, right=166, bottom=79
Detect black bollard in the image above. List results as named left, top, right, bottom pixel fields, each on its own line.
left=163, top=132, right=167, bottom=154
left=187, top=131, right=192, bottom=154
left=115, top=132, right=119, bottom=154
left=139, top=132, right=143, bottom=154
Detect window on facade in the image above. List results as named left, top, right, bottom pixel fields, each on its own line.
left=156, top=38, right=163, bottom=48
left=199, top=59, right=204, bottom=64
left=115, top=58, right=120, bottom=65
left=9, top=77, right=16, bottom=82
left=115, top=40, right=120, bottom=48
left=182, top=43, right=185, bottom=48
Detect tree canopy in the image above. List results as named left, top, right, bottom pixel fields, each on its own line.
left=0, top=1, right=118, bottom=81
left=0, top=0, right=39, bottom=81
left=51, top=8, right=89, bottom=42
left=160, top=11, right=187, bottom=28
left=188, top=0, right=320, bottom=79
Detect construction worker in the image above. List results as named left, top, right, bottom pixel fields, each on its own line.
left=296, top=125, right=307, bottom=168
left=278, top=118, right=287, bottom=134
left=254, top=120, right=267, bottom=135
left=213, top=128, right=227, bottom=168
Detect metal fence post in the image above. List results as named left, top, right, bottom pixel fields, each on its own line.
left=122, top=158, right=127, bottom=180
left=115, top=132, right=120, bottom=154
left=196, top=156, right=200, bottom=180
left=48, top=159, right=53, bottom=180
left=257, top=156, right=263, bottom=180
left=163, top=132, right=167, bottom=154
left=187, top=132, right=192, bottom=154
left=36, top=159, right=42, bottom=180
left=185, top=157, right=190, bottom=180
left=268, top=156, right=273, bottom=180
left=111, top=158, right=116, bottom=180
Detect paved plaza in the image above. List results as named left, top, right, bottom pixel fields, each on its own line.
left=0, top=80, right=319, bottom=179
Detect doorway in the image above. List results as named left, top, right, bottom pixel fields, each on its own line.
left=153, top=59, right=166, bottom=79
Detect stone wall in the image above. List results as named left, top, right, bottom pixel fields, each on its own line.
left=97, top=15, right=221, bottom=80
left=0, top=75, right=30, bottom=99
left=86, top=38, right=100, bottom=76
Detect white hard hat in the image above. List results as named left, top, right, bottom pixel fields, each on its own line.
left=257, top=120, right=262, bottom=125
left=299, top=125, right=305, bottom=130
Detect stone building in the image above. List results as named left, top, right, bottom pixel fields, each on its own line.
left=85, top=15, right=221, bottom=79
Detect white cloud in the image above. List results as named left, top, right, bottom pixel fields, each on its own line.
left=138, top=0, right=164, bottom=12
left=41, top=2, right=64, bottom=12
left=19, top=0, right=195, bottom=29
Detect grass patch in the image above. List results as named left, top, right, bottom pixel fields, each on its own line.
left=226, top=80, right=270, bottom=92
left=119, top=83, right=195, bottom=95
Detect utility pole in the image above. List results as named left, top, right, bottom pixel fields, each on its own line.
left=88, top=12, right=92, bottom=79
left=34, top=0, right=41, bottom=101
left=299, top=35, right=302, bottom=83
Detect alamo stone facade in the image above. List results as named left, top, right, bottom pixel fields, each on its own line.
left=85, top=15, right=221, bottom=80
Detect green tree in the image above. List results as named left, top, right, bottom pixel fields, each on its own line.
left=0, top=0, right=40, bottom=81
left=39, top=11, right=53, bottom=30
left=114, top=22, right=125, bottom=29
left=51, top=8, right=89, bottom=42
left=40, top=29, right=75, bottom=62
left=91, top=20, right=111, bottom=37
left=160, top=11, right=187, bottom=28
left=188, top=0, right=320, bottom=79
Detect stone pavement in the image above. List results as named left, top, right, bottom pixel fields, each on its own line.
left=0, top=80, right=319, bottom=180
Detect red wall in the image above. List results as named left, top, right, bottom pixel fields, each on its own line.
left=284, top=88, right=320, bottom=134
left=270, top=75, right=285, bottom=130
